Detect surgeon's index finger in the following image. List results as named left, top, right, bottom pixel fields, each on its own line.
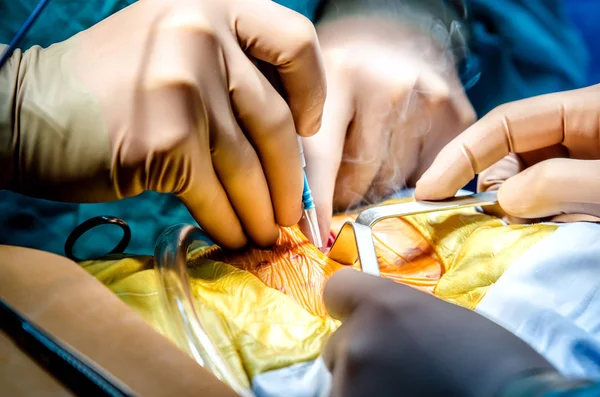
left=235, top=1, right=326, bottom=137
left=415, top=92, right=570, bottom=200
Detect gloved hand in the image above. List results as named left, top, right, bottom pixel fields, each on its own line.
left=0, top=0, right=326, bottom=250
left=415, top=84, right=600, bottom=224
left=301, top=15, right=475, bottom=244
left=322, top=268, right=557, bottom=397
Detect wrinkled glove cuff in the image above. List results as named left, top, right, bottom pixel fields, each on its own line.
left=0, top=44, right=20, bottom=190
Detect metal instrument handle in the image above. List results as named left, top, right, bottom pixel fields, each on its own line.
left=154, top=224, right=254, bottom=397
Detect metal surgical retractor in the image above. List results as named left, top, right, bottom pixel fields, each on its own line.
left=327, top=192, right=499, bottom=276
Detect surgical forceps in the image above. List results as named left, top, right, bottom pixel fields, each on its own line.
left=327, top=191, right=499, bottom=276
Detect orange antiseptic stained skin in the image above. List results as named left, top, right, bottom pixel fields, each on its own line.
left=199, top=216, right=443, bottom=318
left=198, top=225, right=344, bottom=318
left=330, top=215, right=443, bottom=293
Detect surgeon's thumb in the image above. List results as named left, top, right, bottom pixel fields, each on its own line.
left=498, top=158, right=600, bottom=220
left=323, top=268, right=383, bottom=321
left=476, top=154, right=526, bottom=223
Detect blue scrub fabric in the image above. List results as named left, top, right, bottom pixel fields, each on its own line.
left=466, top=0, right=589, bottom=117
left=0, top=0, right=592, bottom=258
left=564, top=1, right=600, bottom=85
left=546, top=383, right=600, bottom=397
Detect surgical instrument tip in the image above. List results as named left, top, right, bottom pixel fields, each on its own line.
left=297, top=137, right=323, bottom=249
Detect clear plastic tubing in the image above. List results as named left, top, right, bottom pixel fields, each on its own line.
left=298, top=137, right=323, bottom=249
left=154, top=224, right=254, bottom=397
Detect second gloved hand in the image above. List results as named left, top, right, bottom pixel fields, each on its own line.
left=322, top=268, right=557, bottom=397
left=415, top=84, right=600, bottom=223
left=0, top=0, right=326, bottom=250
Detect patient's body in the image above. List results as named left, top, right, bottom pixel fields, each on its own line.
left=196, top=212, right=443, bottom=318
left=80, top=199, right=557, bottom=387
left=195, top=226, right=344, bottom=318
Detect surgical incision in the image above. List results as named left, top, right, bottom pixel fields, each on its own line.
left=195, top=210, right=443, bottom=318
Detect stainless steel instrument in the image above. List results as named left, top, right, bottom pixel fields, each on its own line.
left=327, top=192, right=499, bottom=276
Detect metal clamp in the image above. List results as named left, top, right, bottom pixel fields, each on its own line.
left=327, top=192, right=499, bottom=276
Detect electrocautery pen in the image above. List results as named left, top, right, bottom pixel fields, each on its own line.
left=298, top=137, right=323, bottom=249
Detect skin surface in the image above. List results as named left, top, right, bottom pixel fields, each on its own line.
left=197, top=214, right=442, bottom=318
left=0, top=245, right=237, bottom=396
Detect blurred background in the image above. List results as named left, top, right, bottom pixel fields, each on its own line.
left=0, top=0, right=598, bottom=258
left=566, top=0, right=600, bottom=85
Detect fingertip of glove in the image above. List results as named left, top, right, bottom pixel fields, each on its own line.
left=276, top=203, right=303, bottom=228
left=325, top=268, right=361, bottom=294
left=414, top=179, right=447, bottom=201
left=218, top=237, right=249, bottom=252
left=297, top=112, right=323, bottom=138
left=496, top=181, right=536, bottom=220
left=249, top=226, right=281, bottom=250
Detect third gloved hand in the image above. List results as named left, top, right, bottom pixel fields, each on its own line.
left=0, top=0, right=326, bottom=250
left=322, top=268, right=558, bottom=397
left=301, top=15, right=475, bottom=244
left=415, top=84, right=600, bottom=223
